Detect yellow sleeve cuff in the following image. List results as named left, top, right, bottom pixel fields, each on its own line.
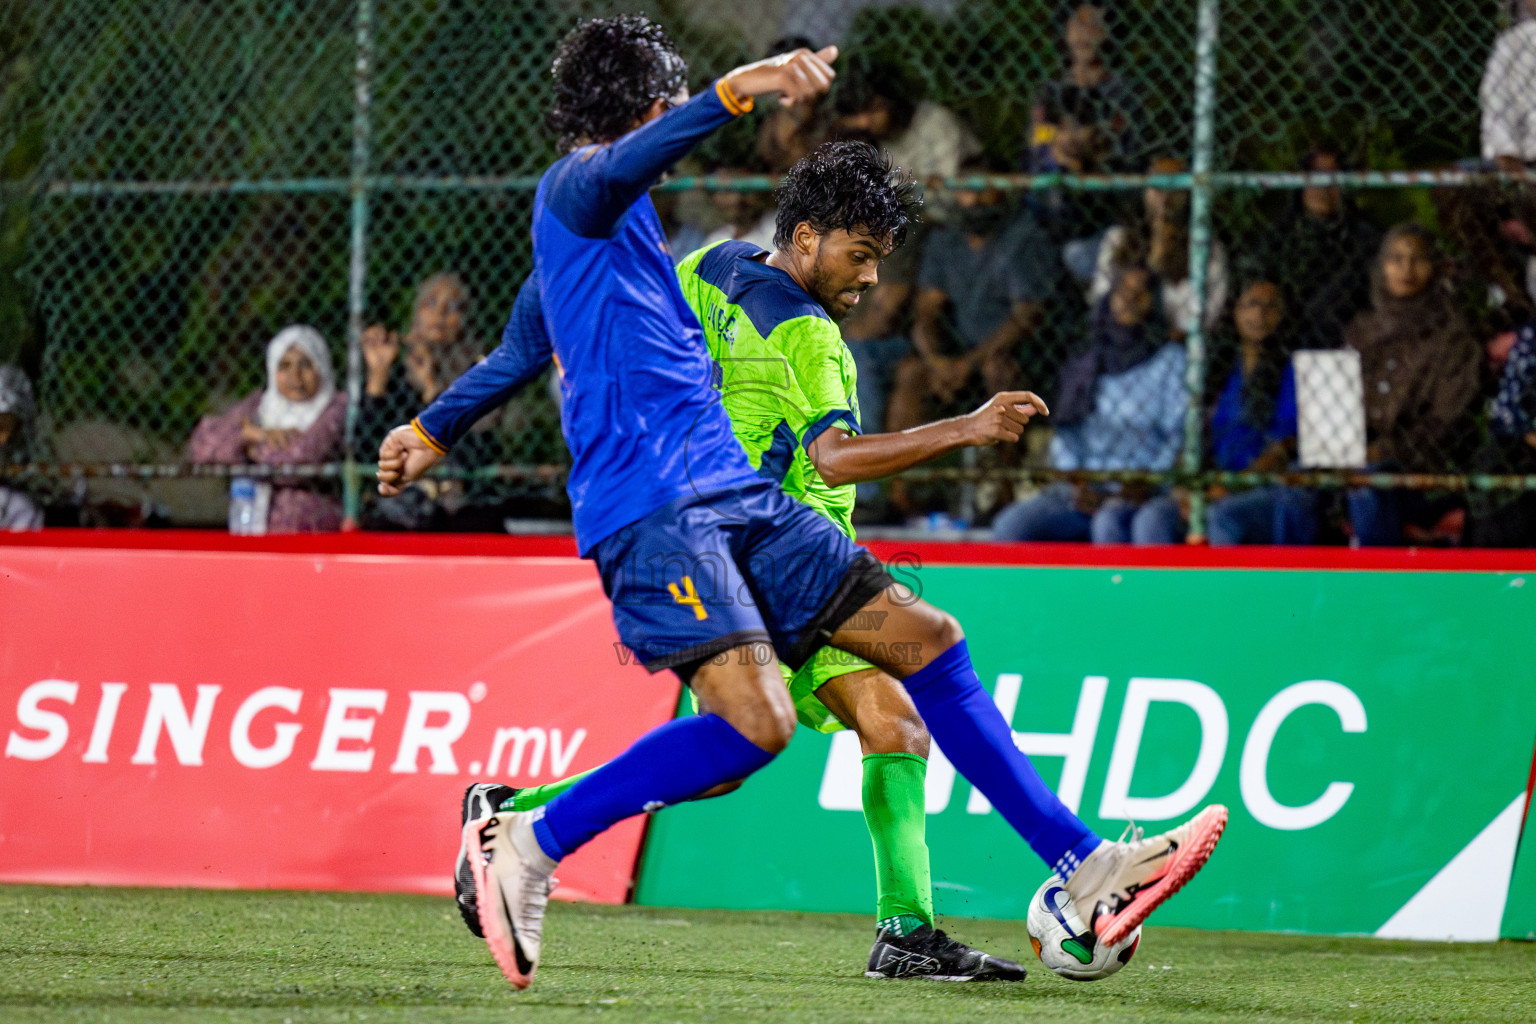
left=410, top=417, right=449, bottom=455
left=715, top=77, right=754, bottom=117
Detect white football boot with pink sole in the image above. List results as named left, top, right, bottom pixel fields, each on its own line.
left=1064, top=804, right=1228, bottom=946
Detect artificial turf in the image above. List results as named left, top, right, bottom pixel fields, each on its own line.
left=1, top=884, right=1532, bottom=1023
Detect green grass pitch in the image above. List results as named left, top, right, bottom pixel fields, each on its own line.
left=2, top=884, right=1533, bottom=1023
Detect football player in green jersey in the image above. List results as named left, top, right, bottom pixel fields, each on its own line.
left=467, top=141, right=1051, bottom=980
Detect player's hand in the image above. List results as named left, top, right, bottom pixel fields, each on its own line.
left=723, top=45, right=838, bottom=108
left=376, top=423, right=442, bottom=496
left=960, top=390, right=1049, bottom=446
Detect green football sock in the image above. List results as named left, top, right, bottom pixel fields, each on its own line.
left=862, top=752, right=934, bottom=932
left=499, top=768, right=596, bottom=812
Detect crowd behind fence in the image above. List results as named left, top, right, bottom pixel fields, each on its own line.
left=3, top=0, right=1536, bottom=546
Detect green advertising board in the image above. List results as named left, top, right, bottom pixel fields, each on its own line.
left=636, top=566, right=1536, bottom=940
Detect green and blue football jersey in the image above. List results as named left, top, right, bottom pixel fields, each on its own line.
left=676, top=239, right=861, bottom=539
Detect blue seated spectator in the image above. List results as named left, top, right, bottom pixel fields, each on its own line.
left=1469, top=314, right=1536, bottom=546
left=1202, top=280, right=1314, bottom=546
left=992, top=264, right=1187, bottom=544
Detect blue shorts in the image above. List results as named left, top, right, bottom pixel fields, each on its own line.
left=588, top=480, right=893, bottom=674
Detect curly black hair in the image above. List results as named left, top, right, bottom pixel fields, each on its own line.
left=772, top=141, right=921, bottom=253
left=546, top=16, right=688, bottom=153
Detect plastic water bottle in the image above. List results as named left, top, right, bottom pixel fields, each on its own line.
left=228, top=477, right=270, bottom=535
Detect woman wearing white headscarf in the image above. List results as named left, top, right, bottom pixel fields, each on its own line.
left=0, top=365, right=43, bottom=531
left=190, top=325, right=346, bottom=532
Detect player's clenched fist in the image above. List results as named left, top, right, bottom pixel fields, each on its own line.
left=960, top=391, right=1050, bottom=446
left=722, top=45, right=838, bottom=108
left=376, top=423, right=443, bottom=496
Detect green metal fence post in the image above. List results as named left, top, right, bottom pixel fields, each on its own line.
left=341, top=0, right=375, bottom=528
left=1181, top=0, right=1221, bottom=542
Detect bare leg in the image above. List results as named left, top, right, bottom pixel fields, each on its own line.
left=823, top=581, right=1101, bottom=879
left=814, top=667, right=929, bottom=757
left=688, top=640, right=797, bottom=753
left=826, top=581, right=963, bottom=680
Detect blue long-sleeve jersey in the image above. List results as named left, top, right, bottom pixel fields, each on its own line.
left=414, top=81, right=761, bottom=553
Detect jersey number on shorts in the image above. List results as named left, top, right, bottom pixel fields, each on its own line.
left=668, top=575, right=708, bottom=621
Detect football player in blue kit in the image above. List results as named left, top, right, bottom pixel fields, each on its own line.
left=376, top=15, right=1225, bottom=991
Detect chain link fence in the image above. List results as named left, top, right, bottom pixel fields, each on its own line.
left=3, top=0, right=1535, bottom=543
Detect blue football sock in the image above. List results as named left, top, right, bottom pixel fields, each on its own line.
left=903, top=639, right=1101, bottom=878
left=532, top=712, right=774, bottom=861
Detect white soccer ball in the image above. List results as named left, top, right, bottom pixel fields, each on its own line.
left=1025, top=875, right=1140, bottom=981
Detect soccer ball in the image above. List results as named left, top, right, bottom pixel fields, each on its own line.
left=1026, top=875, right=1140, bottom=981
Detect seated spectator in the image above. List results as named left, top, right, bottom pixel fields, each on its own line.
left=702, top=167, right=778, bottom=252
left=1091, top=156, right=1228, bottom=338
left=1343, top=225, right=1482, bottom=546
left=1440, top=176, right=1536, bottom=316
left=888, top=167, right=1065, bottom=433
left=188, top=325, right=344, bottom=533
left=1468, top=314, right=1536, bottom=546
left=360, top=272, right=507, bottom=530
left=1201, top=280, right=1318, bottom=546
left=757, top=36, right=831, bottom=175
left=1248, top=146, right=1381, bottom=349
left=992, top=265, right=1188, bottom=544
left=0, top=365, right=43, bottom=531
left=1026, top=84, right=1121, bottom=286
left=1481, top=0, right=1536, bottom=171
left=832, top=56, right=981, bottom=180
left=1027, top=3, right=1143, bottom=173
left=361, top=272, right=480, bottom=420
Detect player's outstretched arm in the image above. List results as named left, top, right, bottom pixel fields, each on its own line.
left=558, top=46, right=840, bottom=240
left=720, top=46, right=838, bottom=109
left=378, top=277, right=553, bottom=497
left=805, top=391, right=1048, bottom=487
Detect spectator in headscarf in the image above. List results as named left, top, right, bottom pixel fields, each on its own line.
left=1343, top=224, right=1482, bottom=545
left=1091, top=156, right=1229, bottom=338
left=992, top=265, right=1187, bottom=544
left=188, top=325, right=345, bottom=533
left=0, top=365, right=43, bottom=530
left=1481, top=0, right=1536, bottom=171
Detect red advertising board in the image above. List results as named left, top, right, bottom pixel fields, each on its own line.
left=0, top=543, right=677, bottom=902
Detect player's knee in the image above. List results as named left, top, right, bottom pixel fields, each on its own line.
left=739, top=675, right=796, bottom=754
left=752, top=705, right=796, bottom=754
left=862, top=704, right=930, bottom=758
left=921, top=606, right=965, bottom=656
